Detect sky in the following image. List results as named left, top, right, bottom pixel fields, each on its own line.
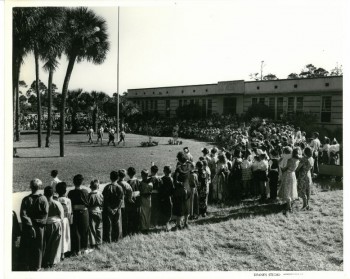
left=18, top=0, right=345, bottom=96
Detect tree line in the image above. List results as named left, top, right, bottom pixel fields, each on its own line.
left=249, top=63, right=343, bottom=81
left=13, top=7, right=110, bottom=157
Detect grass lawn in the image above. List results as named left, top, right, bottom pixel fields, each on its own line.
left=44, top=188, right=343, bottom=271
left=12, top=133, right=343, bottom=271
left=13, top=133, right=214, bottom=192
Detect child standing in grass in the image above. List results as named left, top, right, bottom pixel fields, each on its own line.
left=88, top=180, right=104, bottom=249
left=56, top=182, right=72, bottom=260
left=268, top=149, right=280, bottom=200
left=50, top=170, right=61, bottom=195
left=241, top=150, right=252, bottom=198
left=171, top=175, right=188, bottom=231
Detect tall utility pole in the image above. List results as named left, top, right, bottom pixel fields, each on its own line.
left=260, top=60, right=265, bottom=80
left=116, top=6, right=120, bottom=142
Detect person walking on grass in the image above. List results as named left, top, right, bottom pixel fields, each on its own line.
left=42, top=186, right=64, bottom=268
left=117, top=130, right=126, bottom=146
left=102, top=171, right=124, bottom=242
left=296, top=147, right=314, bottom=210
left=19, top=179, right=48, bottom=271
left=68, top=174, right=92, bottom=255
left=88, top=180, right=104, bottom=249
left=96, top=126, right=104, bottom=145
left=278, top=147, right=302, bottom=215
left=87, top=127, right=94, bottom=144
left=107, top=127, right=116, bottom=146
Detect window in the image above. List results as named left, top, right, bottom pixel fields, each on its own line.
left=201, top=99, right=206, bottom=117
left=193, top=90, right=196, bottom=93
left=277, top=97, right=283, bottom=120
left=259, top=98, right=265, bottom=105
left=144, top=92, right=146, bottom=95
left=195, top=99, right=199, bottom=105
left=153, top=92, right=155, bottom=95
left=325, top=83, right=329, bottom=87
left=166, top=91, right=168, bottom=94
left=274, top=85, right=278, bottom=89
left=223, top=97, right=236, bottom=115
left=287, top=97, right=294, bottom=113
left=321, top=96, right=332, bottom=122
left=257, top=86, right=260, bottom=90
left=181, top=90, right=184, bottom=93
left=296, top=97, right=303, bottom=112
left=252, top=98, right=258, bottom=105
left=205, top=89, right=208, bottom=92
left=166, top=100, right=170, bottom=118
left=294, top=84, right=298, bottom=88
left=190, top=99, right=194, bottom=105
left=179, top=100, right=183, bottom=107
left=141, top=101, right=145, bottom=111
left=207, top=99, right=212, bottom=116
left=154, top=100, right=158, bottom=110
left=269, top=97, right=275, bottom=118
left=184, top=100, right=188, bottom=105
left=135, top=93, right=138, bottom=96
left=150, top=100, right=153, bottom=110
left=145, top=100, right=149, bottom=111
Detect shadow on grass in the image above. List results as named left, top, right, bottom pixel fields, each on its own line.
left=194, top=203, right=285, bottom=226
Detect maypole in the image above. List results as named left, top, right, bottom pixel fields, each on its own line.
left=116, top=6, right=120, bottom=142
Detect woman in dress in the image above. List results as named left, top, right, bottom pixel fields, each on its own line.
left=278, top=147, right=302, bottom=215
left=139, top=169, right=153, bottom=232
left=212, top=153, right=229, bottom=203
left=56, top=182, right=72, bottom=260
left=43, top=186, right=64, bottom=268
left=296, top=147, right=314, bottom=210
left=159, top=166, right=174, bottom=231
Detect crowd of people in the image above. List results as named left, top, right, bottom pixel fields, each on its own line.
left=13, top=118, right=342, bottom=271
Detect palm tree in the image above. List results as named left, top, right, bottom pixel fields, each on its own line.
left=39, top=7, right=66, bottom=147
left=66, top=89, right=85, bottom=133
left=89, top=91, right=109, bottom=131
left=59, top=7, right=110, bottom=157
left=13, top=8, right=38, bottom=141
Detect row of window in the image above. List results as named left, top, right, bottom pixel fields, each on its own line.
left=252, top=96, right=332, bottom=122
left=255, top=82, right=330, bottom=90
left=135, top=89, right=209, bottom=96
left=135, top=99, right=213, bottom=117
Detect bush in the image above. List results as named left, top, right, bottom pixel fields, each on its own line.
left=140, top=141, right=159, bottom=147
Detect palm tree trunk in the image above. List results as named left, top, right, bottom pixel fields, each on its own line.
left=34, top=47, right=42, bottom=147
left=60, top=55, right=76, bottom=157
left=46, top=67, right=53, bottom=147
left=92, top=108, right=97, bottom=132
left=14, top=57, right=21, bottom=141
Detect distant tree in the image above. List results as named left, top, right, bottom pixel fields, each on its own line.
left=249, top=72, right=260, bottom=81
left=330, top=64, right=343, bottom=76
left=66, top=89, right=85, bottom=133
left=287, top=73, right=299, bottom=79
left=263, top=73, right=278, bottom=80
left=26, top=80, right=47, bottom=106
left=299, top=64, right=329, bottom=78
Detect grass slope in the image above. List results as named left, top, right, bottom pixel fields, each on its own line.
left=13, top=133, right=213, bottom=192
left=47, top=189, right=342, bottom=271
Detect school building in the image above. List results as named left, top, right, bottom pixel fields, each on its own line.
left=126, top=76, right=343, bottom=130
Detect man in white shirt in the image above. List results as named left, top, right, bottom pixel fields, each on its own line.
left=50, top=170, right=61, bottom=194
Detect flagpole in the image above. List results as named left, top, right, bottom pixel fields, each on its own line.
left=116, top=6, right=120, bottom=142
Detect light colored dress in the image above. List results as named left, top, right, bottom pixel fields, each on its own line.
left=278, top=158, right=300, bottom=201
left=57, top=196, right=72, bottom=254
